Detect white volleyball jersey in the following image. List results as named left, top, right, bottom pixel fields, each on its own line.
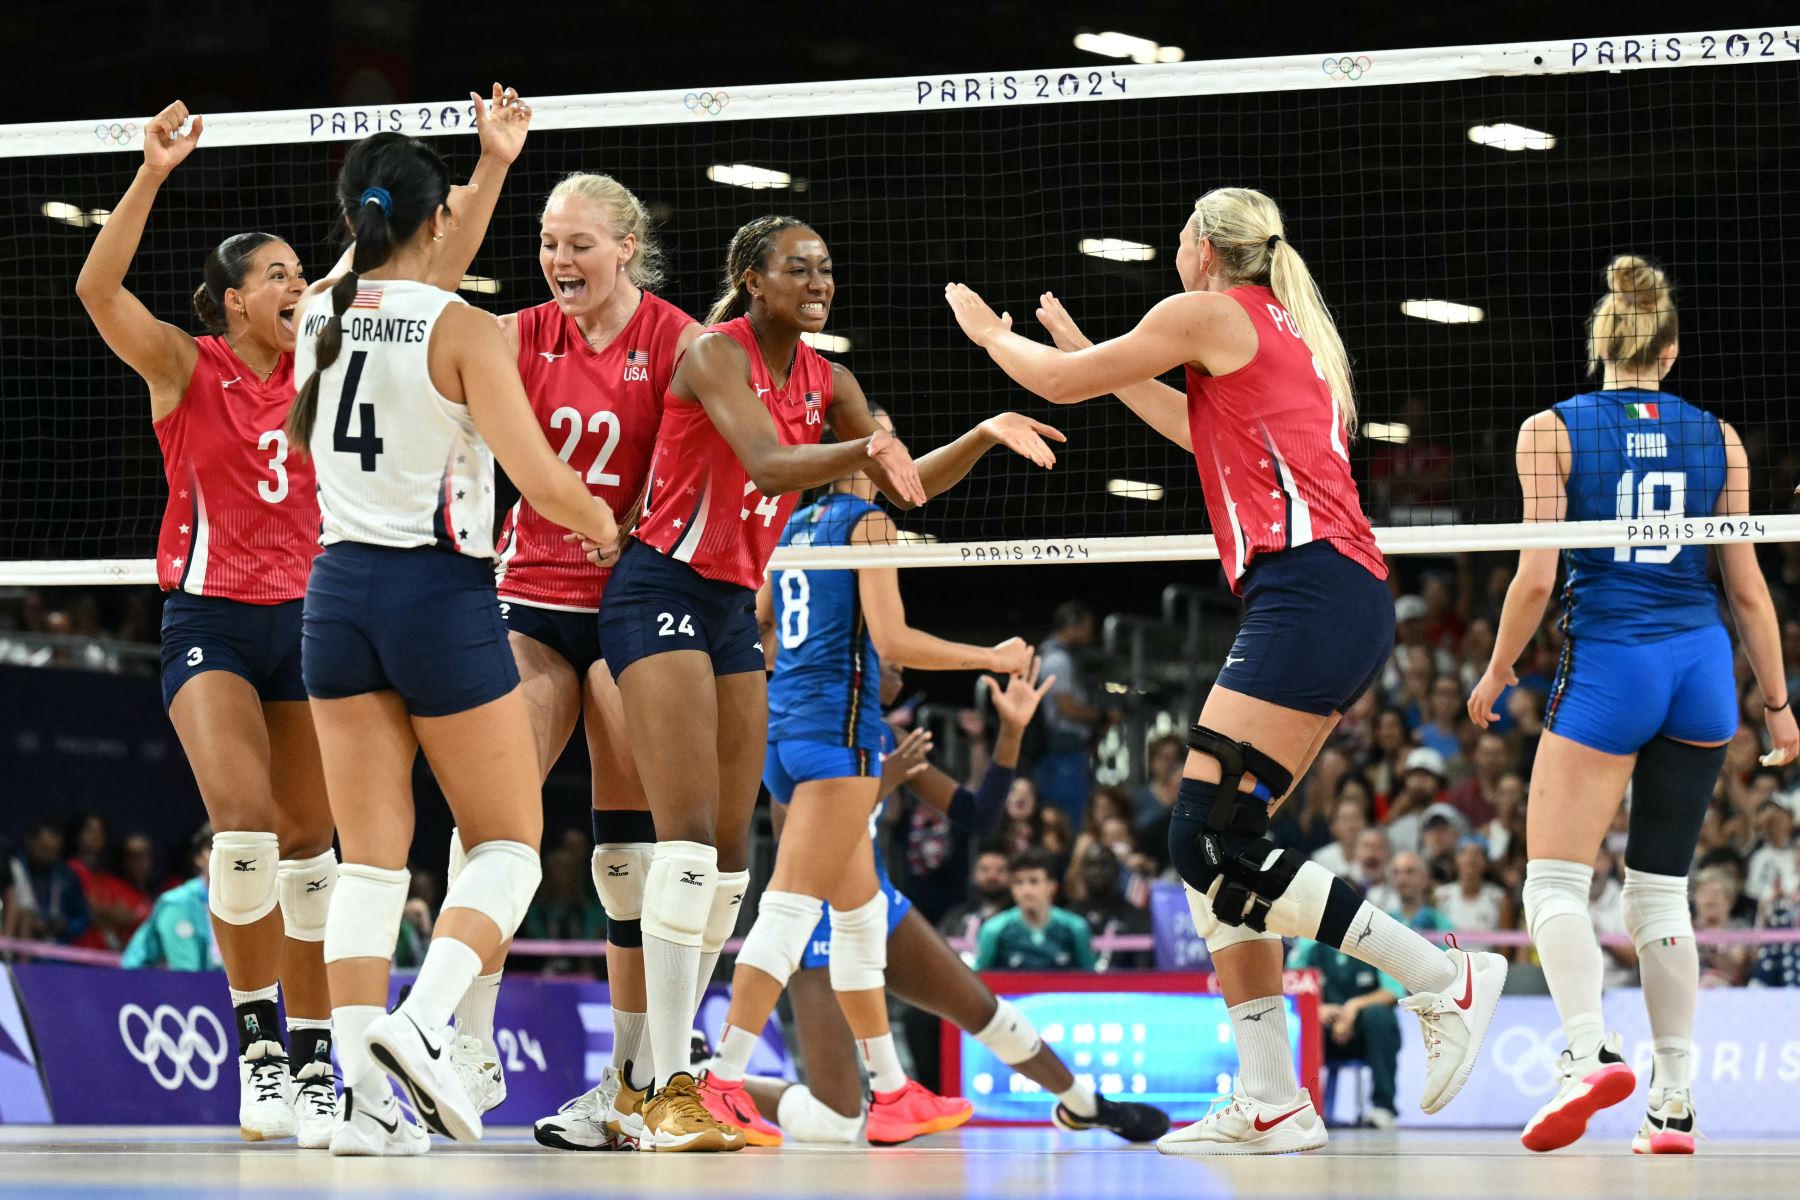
left=296, top=278, right=496, bottom=560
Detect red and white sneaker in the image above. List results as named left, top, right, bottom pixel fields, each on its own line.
left=1631, top=1085, right=1697, bottom=1155
left=1521, top=1034, right=1636, bottom=1153
left=1156, top=1089, right=1326, bottom=1156
left=698, top=1075, right=783, bottom=1147
left=865, top=1079, right=973, bottom=1145
left=1399, top=943, right=1509, bottom=1114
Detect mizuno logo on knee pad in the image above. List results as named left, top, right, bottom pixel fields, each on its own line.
left=305, top=878, right=327, bottom=892
left=233, top=860, right=257, bottom=872
left=680, top=871, right=704, bottom=886
left=608, top=864, right=629, bottom=876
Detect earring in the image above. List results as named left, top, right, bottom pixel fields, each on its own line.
left=433, top=232, right=445, bottom=242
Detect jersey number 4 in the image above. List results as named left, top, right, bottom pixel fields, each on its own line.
left=333, top=351, right=385, bottom=472
left=1614, top=469, right=1685, bottom=564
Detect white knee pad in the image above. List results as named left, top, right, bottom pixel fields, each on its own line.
left=1523, top=858, right=1595, bottom=941
left=641, top=840, right=717, bottom=949
left=593, top=842, right=653, bottom=921
left=975, top=998, right=1043, bottom=1066
left=208, top=830, right=280, bottom=926
left=323, top=863, right=409, bottom=963
left=1622, top=868, right=1692, bottom=950
left=448, top=827, right=468, bottom=890
left=735, top=891, right=824, bottom=986
left=776, top=1084, right=864, bottom=1143
left=441, top=839, right=542, bottom=941
left=704, top=870, right=750, bottom=954
left=827, top=893, right=889, bottom=992
left=276, top=849, right=338, bottom=942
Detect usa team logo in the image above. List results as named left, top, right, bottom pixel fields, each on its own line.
left=803, top=390, right=824, bottom=425
left=350, top=286, right=382, bottom=310
left=622, top=348, right=650, bottom=383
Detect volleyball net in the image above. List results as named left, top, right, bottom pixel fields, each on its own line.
left=3, top=25, right=1798, bottom=581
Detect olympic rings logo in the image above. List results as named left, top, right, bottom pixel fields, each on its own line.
left=118, top=1003, right=229, bottom=1091
left=95, top=121, right=140, bottom=146
left=1321, top=55, right=1372, bottom=82
left=1486, top=1024, right=1569, bottom=1097
left=684, top=91, right=730, bottom=117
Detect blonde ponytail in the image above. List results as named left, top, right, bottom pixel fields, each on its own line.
left=1586, top=254, right=1676, bottom=377
left=1190, top=187, right=1356, bottom=435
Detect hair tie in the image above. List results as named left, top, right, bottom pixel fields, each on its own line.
left=359, top=187, right=393, bottom=217
left=1266, top=234, right=1282, bottom=252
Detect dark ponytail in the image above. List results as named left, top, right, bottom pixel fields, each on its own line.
left=192, top=231, right=279, bottom=333
left=704, top=215, right=811, bottom=325
left=289, top=132, right=452, bottom=449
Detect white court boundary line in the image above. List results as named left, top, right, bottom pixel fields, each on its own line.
left=1, top=27, right=1795, bottom=156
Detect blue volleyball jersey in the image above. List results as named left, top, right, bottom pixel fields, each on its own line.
left=767, top=492, right=886, bottom=749
left=1554, top=388, right=1725, bottom=643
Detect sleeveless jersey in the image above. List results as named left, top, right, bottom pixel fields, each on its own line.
left=1554, top=388, right=1726, bottom=642
left=1184, top=285, right=1386, bottom=591
left=153, top=336, right=318, bottom=603
left=496, top=293, right=692, bottom=610
left=634, top=316, right=833, bottom=589
left=768, top=492, right=886, bottom=749
left=297, top=279, right=495, bottom=559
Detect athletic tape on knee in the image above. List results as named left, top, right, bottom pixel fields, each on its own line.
left=276, top=849, right=338, bottom=942
left=1622, top=868, right=1693, bottom=950
left=640, top=840, right=716, bottom=949
left=735, top=890, right=824, bottom=985
left=776, top=1084, right=864, bottom=1143
left=208, top=830, right=280, bottom=926
left=441, top=839, right=542, bottom=941
left=447, top=827, right=468, bottom=891
left=1522, top=859, right=1595, bottom=942
left=827, top=893, right=889, bottom=992
left=594, top=843, right=652, bottom=922
left=704, top=870, right=749, bottom=954
left=975, top=998, right=1043, bottom=1065
left=323, top=863, right=409, bottom=963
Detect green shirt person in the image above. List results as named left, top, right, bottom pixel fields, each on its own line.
left=122, top=876, right=221, bottom=972
left=973, top=847, right=1097, bottom=971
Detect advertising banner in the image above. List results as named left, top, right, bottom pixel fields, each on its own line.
left=0, top=967, right=52, bottom=1123
left=1148, top=882, right=1209, bottom=971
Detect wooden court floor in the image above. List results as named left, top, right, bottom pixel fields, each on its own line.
left=0, top=1125, right=1792, bottom=1199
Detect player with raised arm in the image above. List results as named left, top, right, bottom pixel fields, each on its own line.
left=697, top=408, right=1034, bottom=1146
left=287, top=129, right=617, bottom=1156
left=742, top=659, right=1172, bottom=1145
left=947, top=186, right=1508, bottom=1155
left=594, top=215, right=1061, bottom=1152
left=75, top=100, right=338, bottom=1147
left=1469, top=256, right=1798, bottom=1154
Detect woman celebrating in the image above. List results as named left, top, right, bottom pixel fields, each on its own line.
left=1470, top=256, right=1796, bottom=1154
left=77, top=100, right=336, bottom=1148
left=947, top=187, right=1508, bottom=1155
left=598, top=215, right=1062, bottom=1151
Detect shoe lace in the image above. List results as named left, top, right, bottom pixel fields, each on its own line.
left=245, top=1043, right=289, bottom=1102
left=1400, top=995, right=1448, bottom=1061
left=559, top=1081, right=608, bottom=1119
left=1198, top=1094, right=1246, bottom=1126
left=663, top=1078, right=720, bottom=1125
left=297, top=1075, right=338, bottom=1118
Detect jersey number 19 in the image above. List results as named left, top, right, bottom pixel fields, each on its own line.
left=1614, top=469, right=1685, bottom=564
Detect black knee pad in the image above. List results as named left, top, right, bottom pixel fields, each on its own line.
left=607, top=916, right=644, bottom=949
left=1625, top=737, right=1728, bottom=876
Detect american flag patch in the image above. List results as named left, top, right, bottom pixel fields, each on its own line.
left=625, top=349, right=650, bottom=366
left=350, top=287, right=382, bottom=310
left=804, top=390, right=824, bottom=425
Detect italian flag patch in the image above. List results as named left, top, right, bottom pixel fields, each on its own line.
left=1625, top=402, right=1660, bottom=419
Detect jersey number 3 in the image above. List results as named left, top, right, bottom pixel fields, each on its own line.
left=1614, top=469, right=1685, bottom=564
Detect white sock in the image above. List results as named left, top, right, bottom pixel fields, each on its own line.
left=695, top=947, right=723, bottom=1008
left=1341, top=903, right=1459, bottom=993
left=1228, top=998, right=1299, bottom=1103
left=1638, top=937, right=1698, bottom=1083
left=228, top=984, right=279, bottom=1006
left=1056, top=1080, right=1098, bottom=1118
left=1533, top=911, right=1606, bottom=1059
left=1652, top=1036, right=1693, bottom=1090
left=612, top=1008, right=647, bottom=1073
left=710, top=1024, right=759, bottom=1084
left=644, top=933, right=700, bottom=1089
left=399, top=937, right=483, bottom=1031
left=859, top=1033, right=907, bottom=1095
left=452, top=970, right=503, bottom=1053
left=334, top=1004, right=392, bottom=1096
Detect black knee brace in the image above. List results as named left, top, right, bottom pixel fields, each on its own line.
left=1168, top=777, right=1305, bottom=934
left=1626, top=737, right=1728, bottom=877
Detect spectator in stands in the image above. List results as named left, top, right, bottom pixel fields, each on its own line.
left=122, top=827, right=217, bottom=971
left=68, top=817, right=153, bottom=952
left=1069, top=843, right=1151, bottom=969
left=973, top=847, right=1095, bottom=971
left=1349, top=828, right=1397, bottom=911
left=1384, top=747, right=1448, bottom=854
left=1478, top=769, right=1525, bottom=862
left=1456, top=617, right=1496, bottom=693
left=521, top=846, right=606, bottom=975
left=1447, top=732, right=1506, bottom=827
left=1419, top=804, right=1466, bottom=886
left=996, top=777, right=1073, bottom=871
left=1505, top=686, right=1545, bottom=778
left=1386, top=852, right=1452, bottom=934
left=1745, top=793, right=1800, bottom=903
left=1274, top=747, right=1351, bottom=857
left=1309, top=797, right=1368, bottom=878
left=1363, top=708, right=1410, bottom=810
left=1035, top=601, right=1109, bottom=822
left=1750, top=892, right=1800, bottom=987
left=1394, top=655, right=1436, bottom=732
left=938, top=848, right=1013, bottom=946
left=1417, top=676, right=1468, bottom=767
left=1134, top=734, right=1184, bottom=829
left=1693, top=866, right=1752, bottom=987
left=1434, top=837, right=1506, bottom=932
left=1420, top=571, right=1467, bottom=654
left=1383, top=594, right=1454, bottom=704
left=4, top=820, right=89, bottom=945
left=1288, top=937, right=1402, bottom=1130
left=1072, top=785, right=1135, bottom=871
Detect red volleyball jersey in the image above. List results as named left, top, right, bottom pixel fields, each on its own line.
left=153, top=336, right=318, bottom=603
left=1184, top=285, right=1386, bottom=592
left=496, top=293, right=693, bottom=609
left=633, top=316, right=833, bottom=589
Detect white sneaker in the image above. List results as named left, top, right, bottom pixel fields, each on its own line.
left=1156, top=1090, right=1326, bottom=1156
left=329, top=1085, right=430, bottom=1157
left=534, top=1067, right=623, bottom=1151
left=1632, top=1083, right=1698, bottom=1155
left=366, top=1009, right=483, bottom=1142
left=292, top=1059, right=340, bottom=1149
left=451, top=1034, right=508, bottom=1114
left=605, top=1061, right=652, bottom=1150
left=238, top=1040, right=296, bottom=1141
left=1399, top=946, right=1508, bottom=1114
left=1366, top=1106, right=1397, bottom=1131
left=1521, top=1035, right=1636, bottom=1152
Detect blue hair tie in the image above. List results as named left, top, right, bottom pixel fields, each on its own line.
left=359, top=187, right=392, bottom=217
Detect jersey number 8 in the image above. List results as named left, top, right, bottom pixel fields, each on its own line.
left=777, top=569, right=810, bottom=649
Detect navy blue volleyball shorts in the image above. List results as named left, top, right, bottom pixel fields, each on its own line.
left=597, top=539, right=766, bottom=679
left=500, top=598, right=604, bottom=677
left=159, top=592, right=306, bottom=711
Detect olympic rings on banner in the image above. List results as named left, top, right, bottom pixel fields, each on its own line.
left=684, top=91, right=730, bottom=116
left=1321, top=56, right=1373, bottom=82
left=118, top=1002, right=230, bottom=1091
left=95, top=122, right=140, bottom=146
